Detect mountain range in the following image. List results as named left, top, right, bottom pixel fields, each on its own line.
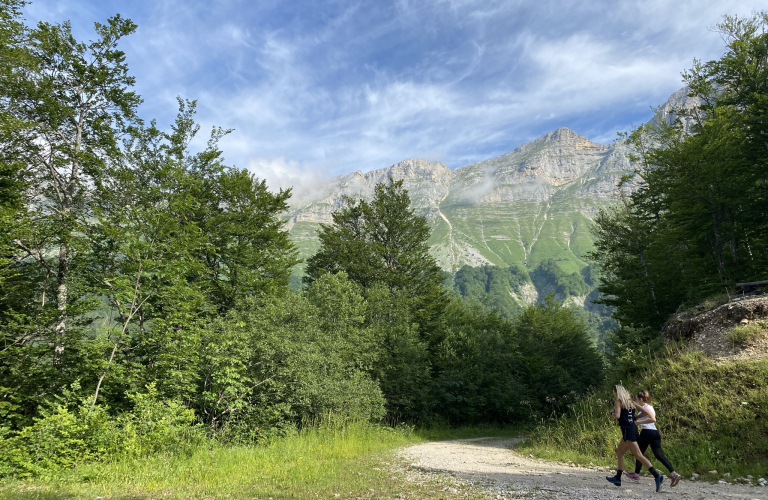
left=285, top=88, right=698, bottom=314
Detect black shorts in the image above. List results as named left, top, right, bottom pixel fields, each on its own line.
left=621, top=425, right=639, bottom=442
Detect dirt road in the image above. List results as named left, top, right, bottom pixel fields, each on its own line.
left=399, top=437, right=766, bottom=500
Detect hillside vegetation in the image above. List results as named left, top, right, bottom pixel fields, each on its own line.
left=521, top=347, right=768, bottom=482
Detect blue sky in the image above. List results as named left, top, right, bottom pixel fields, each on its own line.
left=24, top=0, right=764, bottom=195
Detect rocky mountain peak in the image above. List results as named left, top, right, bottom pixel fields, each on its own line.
left=650, top=86, right=702, bottom=129
left=287, top=87, right=689, bottom=272
left=539, top=127, right=589, bottom=144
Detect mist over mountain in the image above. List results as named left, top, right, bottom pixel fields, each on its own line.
left=286, top=88, right=700, bottom=320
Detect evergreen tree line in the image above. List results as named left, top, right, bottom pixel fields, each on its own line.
left=0, top=1, right=603, bottom=474
left=590, top=13, right=768, bottom=351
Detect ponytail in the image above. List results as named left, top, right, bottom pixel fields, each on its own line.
left=636, top=389, right=652, bottom=403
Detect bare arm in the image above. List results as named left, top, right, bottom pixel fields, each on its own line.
left=636, top=405, right=656, bottom=425
left=611, top=400, right=621, bottom=420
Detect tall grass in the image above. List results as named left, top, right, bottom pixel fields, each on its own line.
left=520, top=349, right=768, bottom=481
left=0, top=423, right=426, bottom=500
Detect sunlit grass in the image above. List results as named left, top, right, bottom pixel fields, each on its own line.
left=0, top=423, right=429, bottom=500
left=0, top=422, right=506, bottom=500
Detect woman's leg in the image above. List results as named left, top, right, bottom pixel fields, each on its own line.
left=607, top=440, right=630, bottom=485
left=616, top=440, right=629, bottom=471
left=628, top=440, right=663, bottom=486
left=634, top=432, right=651, bottom=474
left=649, top=433, right=675, bottom=473
left=627, top=441, right=653, bottom=469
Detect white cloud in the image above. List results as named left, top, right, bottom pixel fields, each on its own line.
left=26, top=0, right=767, bottom=191
left=246, top=157, right=332, bottom=207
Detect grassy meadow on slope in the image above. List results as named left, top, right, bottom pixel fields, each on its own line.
left=520, top=348, right=768, bottom=482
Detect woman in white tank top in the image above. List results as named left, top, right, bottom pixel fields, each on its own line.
left=624, top=390, right=681, bottom=487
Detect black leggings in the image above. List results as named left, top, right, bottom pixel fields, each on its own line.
left=634, top=429, right=675, bottom=474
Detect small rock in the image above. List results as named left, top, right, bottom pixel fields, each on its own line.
left=709, top=470, right=718, bottom=474
left=718, top=480, right=727, bottom=484
left=691, top=473, right=700, bottom=480
left=724, top=472, right=731, bottom=477
left=747, top=475, right=753, bottom=479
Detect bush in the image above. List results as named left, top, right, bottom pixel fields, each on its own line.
left=117, top=383, right=202, bottom=457
left=198, top=272, right=386, bottom=437
left=0, top=403, right=116, bottom=477
left=0, top=383, right=202, bottom=478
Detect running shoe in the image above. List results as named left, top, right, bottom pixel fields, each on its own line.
left=606, top=476, right=622, bottom=487
left=670, top=472, right=681, bottom=487
left=655, top=474, right=664, bottom=492
left=624, top=472, right=640, bottom=482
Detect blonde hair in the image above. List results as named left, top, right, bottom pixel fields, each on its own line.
left=636, top=389, right=652, bottom=403
left=613, top=385, right=635, bottom=410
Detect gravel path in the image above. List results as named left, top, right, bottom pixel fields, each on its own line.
left=399, top=437, right=767, bottom=500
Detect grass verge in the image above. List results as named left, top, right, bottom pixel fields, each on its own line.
left=0, top=423, right=494, bottom=500
left=519, top=349, right=768, bottom=482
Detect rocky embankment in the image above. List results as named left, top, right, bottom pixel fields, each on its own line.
left=662, top=295, right=768, bottom=360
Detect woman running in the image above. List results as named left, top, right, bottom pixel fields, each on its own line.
left=624, top=390, right=681, bottom=487
left=605, top=385, right=664, bottom=492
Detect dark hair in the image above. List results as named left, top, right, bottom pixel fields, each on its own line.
left=636, top=389, right=652, bottom=403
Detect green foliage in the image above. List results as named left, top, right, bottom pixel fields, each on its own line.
left=364, top=285, right=431, bottom=421
left=431, top=296, right=604, bottom=424
left=521, top=349, right=768, bottom=479
left=451, top=263, right=615, bottom=347
left=513, top=296, right=605, bottom=412
left=531, top=259, right=591, bottom=298
left=0, top=383, right=199, bottom=478
left=305, top=180, right=447, bottom=344
left=592, top=13, right=768, bottom=333
left=199, top=272, right=385, bottom=439
left=453, top=264, right=530, bottom=317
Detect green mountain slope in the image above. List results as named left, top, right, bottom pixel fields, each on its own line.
left=284, top=89, right=698, bottom=318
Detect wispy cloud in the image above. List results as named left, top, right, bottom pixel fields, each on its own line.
left=24, top=0, right=766, bottom=189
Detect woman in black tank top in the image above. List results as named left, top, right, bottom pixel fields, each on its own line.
left=606, top=385, right=665, bottom=492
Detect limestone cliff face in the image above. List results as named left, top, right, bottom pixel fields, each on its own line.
left=285, top=158, right=450, bottom=230
left=286, top=87, right=696, bottom=274
left=447, top=127, right=631, bottom=205
left=652, top=86, right=701, bottom=129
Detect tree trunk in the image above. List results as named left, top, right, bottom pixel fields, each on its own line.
left=53, top=241, right=68, bottom=366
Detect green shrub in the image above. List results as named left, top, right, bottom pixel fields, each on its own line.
left=0, top=384, right=202, bottom=478
left=117, top=383, right=203, bottom=457
left=0, top=403, right=116, bottom=477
